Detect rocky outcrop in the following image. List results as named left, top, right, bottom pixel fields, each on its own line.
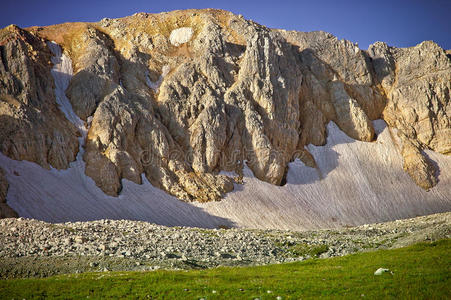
left=0, top=9, right=449, bottom=202
left=0, top=25, right=79, bottom=170
left=369, top=41, right=451, bottom=188
left=0, top=167, right=17, bottom=218
left=65, top=27, right=120, bottom=120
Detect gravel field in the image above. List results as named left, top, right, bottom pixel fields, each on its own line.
left=1, top=212, right=450, bottom=278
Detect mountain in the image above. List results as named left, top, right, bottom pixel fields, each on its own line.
left=0, top=9, right=450, bottom=230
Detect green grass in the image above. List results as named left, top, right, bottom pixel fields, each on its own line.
left=289, top=243, right=329, bottom=257
left=1, top=239, right=450, bottom=299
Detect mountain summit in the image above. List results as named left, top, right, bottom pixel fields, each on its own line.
left=0, top=9, right=450, bottom=229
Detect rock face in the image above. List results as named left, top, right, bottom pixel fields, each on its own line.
left=0, top=25, right=79, bottom=170
left=368, top=41, right=451, bottom=188
left=0, top=167, right=17, bottom=218
left=0, top=9, right=450, bottom=203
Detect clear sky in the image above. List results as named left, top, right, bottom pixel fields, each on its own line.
left=2, top=0, right=451, bottom=50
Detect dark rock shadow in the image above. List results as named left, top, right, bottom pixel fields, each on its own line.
left=422, top=150, right=441, bottom=185
left=286, top=146, right=340, bottom=185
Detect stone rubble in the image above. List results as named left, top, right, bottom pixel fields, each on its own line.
left=0, top=212, right=449, bottom=278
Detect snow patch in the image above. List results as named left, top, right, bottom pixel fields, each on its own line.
left=277, top=76, right=286, bottom=88
left=242, top=162, right=257, bottom=178
left=47, top=41, right=85, bottom=136
left=194, top=120, right=451, bottom=230
left=169, top=27, right=193, bottom=46
left=86, top=116, right=93, bottom=129
left=146, top=65, right=170, bottom=92
left=0, top=152, right=230, bottom=228
left=47, top=40, right=89, bottom=177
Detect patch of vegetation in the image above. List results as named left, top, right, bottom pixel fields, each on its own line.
left=47, top=224, right=76, bottom=233
left=0, top=27, right=13, bottom=43
left=353, top=238, right=389, bottom=250
left=2, top=239, right=449, bottom=299
left=290, top=243, right=329, bottom=257
left=276, top=241, right=329, bottom=258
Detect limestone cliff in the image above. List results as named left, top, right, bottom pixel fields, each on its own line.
left=0, top=9, right=450, bottom=202
left=0, top=25, right=79, bottom=170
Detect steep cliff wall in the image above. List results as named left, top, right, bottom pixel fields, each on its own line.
left=0, top=9, right=449, bottom=208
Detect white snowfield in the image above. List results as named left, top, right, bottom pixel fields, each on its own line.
left=1, top=43, right=450, bottom=231
left=47, top=42, right=86, bottom=135
left=169, top=27, right=193, bottom=46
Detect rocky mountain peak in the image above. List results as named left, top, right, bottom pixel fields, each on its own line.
left=0, top=9, right=450, bottom=209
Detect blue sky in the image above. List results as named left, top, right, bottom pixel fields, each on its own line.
left=2, top=0, right=451, bottom=50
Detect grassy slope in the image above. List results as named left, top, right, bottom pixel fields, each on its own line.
left=1, top=239, right=450, bottom=299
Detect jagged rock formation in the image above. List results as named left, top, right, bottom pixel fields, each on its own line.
left=0, top=9, right=450, bottom=205
left=369, top=41, right=451, bottom=188
left=0, top=25, right=79, bottom=170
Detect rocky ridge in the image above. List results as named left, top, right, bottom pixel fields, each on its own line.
left=0, top=212, right=449, bottom=278
left=0, top=9, right=450, bottom=204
